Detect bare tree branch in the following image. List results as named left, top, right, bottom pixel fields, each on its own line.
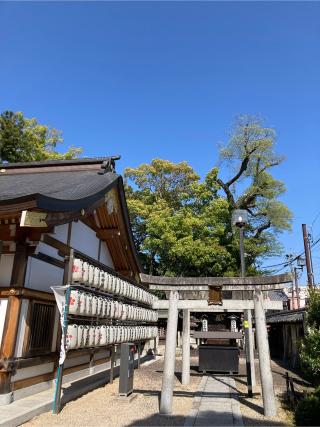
left=254, top=220, right=271, bottom=238
left=226, top=146, right=259, bottom=187
left=216, top=178, right=236, bottom=207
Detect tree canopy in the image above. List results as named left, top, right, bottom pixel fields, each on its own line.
left=299, top=289, right=320, bottom=384
left=125, top=116, right=292, bottom=276
left=0, top=111, right=82, bottom=163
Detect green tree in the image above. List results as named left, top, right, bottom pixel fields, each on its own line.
left=125, top=116, right=292, bottom=276
left=217, top=115, right=292, bottom=271
left=125, top=159, right=234, bottom=276
left=300, top=289, right=320, bottom=383
left=0, top=111, right=81, bottom=163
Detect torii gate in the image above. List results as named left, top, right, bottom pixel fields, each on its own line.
left=141, top=273, right=292, bottom=418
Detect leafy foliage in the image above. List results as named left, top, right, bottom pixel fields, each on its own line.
left=300, top=289, right=320, bottom=383
left=0, top=111, right=81, bottom=163
left=125, top=159, right=234, bottom=276
left=306, top=289, right=320, bottom=328
left=125, top=118, right=291, bottom=276
left=217, top=115, right=292, bottom=270
left=295, top=388, right=320, bottom=426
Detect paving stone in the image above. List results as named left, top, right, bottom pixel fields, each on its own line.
left=184, top=376, right=244, bottom=427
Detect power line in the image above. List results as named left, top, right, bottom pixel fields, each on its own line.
left=260, top=236, right=320, bottom=271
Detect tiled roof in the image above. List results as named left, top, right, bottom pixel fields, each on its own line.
left=268, top=290, right=289, bottom=302
left=266, top=309, right=306, bottom=324
left=0, top=158, right=121, bottom=211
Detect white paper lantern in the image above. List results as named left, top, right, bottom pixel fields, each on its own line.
left=88, top=265, right=95, bottom=286
left=77, top=325, right=84, bottom=348
left=97, top=297, right=103, bottom=317
left=88, top=326, right=95, bottom=347
left=79, top=292, right=86, bottom=315
left=93, top=267, right=100, bottom=288
left=66, top=324, right=78, bottom=350
left=72, top=258, right=83, bottom=283
left=85, top=293, right=92, bottom=316
left=82, top=325, right=89, bottom=347
left=68, top=289, right=80, bottom=314
left=94, top=326, right=101, bottom=346
left=100, top=325, right=107, bottom=346
left=82, top=262, right=89, bottom=284
left=91, top=296, right=98, bottom=316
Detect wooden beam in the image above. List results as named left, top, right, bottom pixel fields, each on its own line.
left=41, top=234, right=70, bottom=257
left=0, top=288, right=55, bottom=302
left=96, top=228, right=121, bottom=239
left=31, top=252, right=65, bottom=269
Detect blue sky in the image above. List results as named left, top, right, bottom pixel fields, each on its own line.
left=1, top=2, right=320, bottom=281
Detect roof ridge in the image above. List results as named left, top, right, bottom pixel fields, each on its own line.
left=0, top=156, right=121, bottom=169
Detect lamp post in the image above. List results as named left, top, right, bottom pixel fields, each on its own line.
left=232, top=209, right=248, bottom=277
left=232, top=209, right=255, bottom=396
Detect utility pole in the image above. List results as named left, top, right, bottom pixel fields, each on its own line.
left=294, top=267, right=300, bottom=309
left=286, top=254, right=297, bottom=309
left=302, top=224, right=314, bottom=288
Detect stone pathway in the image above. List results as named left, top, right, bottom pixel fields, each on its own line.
left=185, top=376, right=243, bottom=427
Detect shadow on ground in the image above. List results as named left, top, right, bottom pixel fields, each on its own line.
left=126, top=410, right=290, bottom=426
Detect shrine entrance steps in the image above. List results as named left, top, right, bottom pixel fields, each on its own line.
left=184, top=375, right=243, bottom=427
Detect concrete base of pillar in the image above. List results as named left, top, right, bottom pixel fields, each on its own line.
left=0, top=391, right=13, bottom=406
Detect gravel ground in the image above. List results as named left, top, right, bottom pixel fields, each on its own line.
left=22, top=350, right=201, bottom=427
left=233, top=355, right=311, bottom=426
left=22, top=348, right=307, bottom=427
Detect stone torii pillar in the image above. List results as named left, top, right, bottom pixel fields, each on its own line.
left=160, top=290, right=179, bottom=415
left=254, top=289, right=277, bottom=417
left=182, top=309, right=190, bottom=385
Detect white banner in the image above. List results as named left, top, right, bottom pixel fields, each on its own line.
left=51, top=285, right=70, bottom=365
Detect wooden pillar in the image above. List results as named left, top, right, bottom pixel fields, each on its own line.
left=254, top=290, right=277, bottom=417
left=160, top=290, right=179, bottom=415
left=0, top=295, right=21, bottom=404
left=0, top=243, right=28, bottom=404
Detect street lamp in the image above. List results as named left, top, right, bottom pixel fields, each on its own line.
left=232, top=209, right=253, bottom=397
left=232, top=209, right=248, bottom=278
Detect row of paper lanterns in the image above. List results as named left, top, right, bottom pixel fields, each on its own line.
left=72, top=258, right=156, bottom=306
left=69, top=289, right=158, bottom=321
left=66, top=324, right=158, bottom=350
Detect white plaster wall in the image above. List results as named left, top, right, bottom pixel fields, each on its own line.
left=99, top=242, right=114, bottom=268
left=34, top=241, right=64, bottom=260
left=51, top=223, right=69, bottom=244
left=0, top=254, right=14, bottom=287
left=0, top=298, right=8, bottom=347
left=25, top=258, right=64, bottom=292
left=14, top=299, right=29, bottom=357
left=70, top=221, right=99, bottom=260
